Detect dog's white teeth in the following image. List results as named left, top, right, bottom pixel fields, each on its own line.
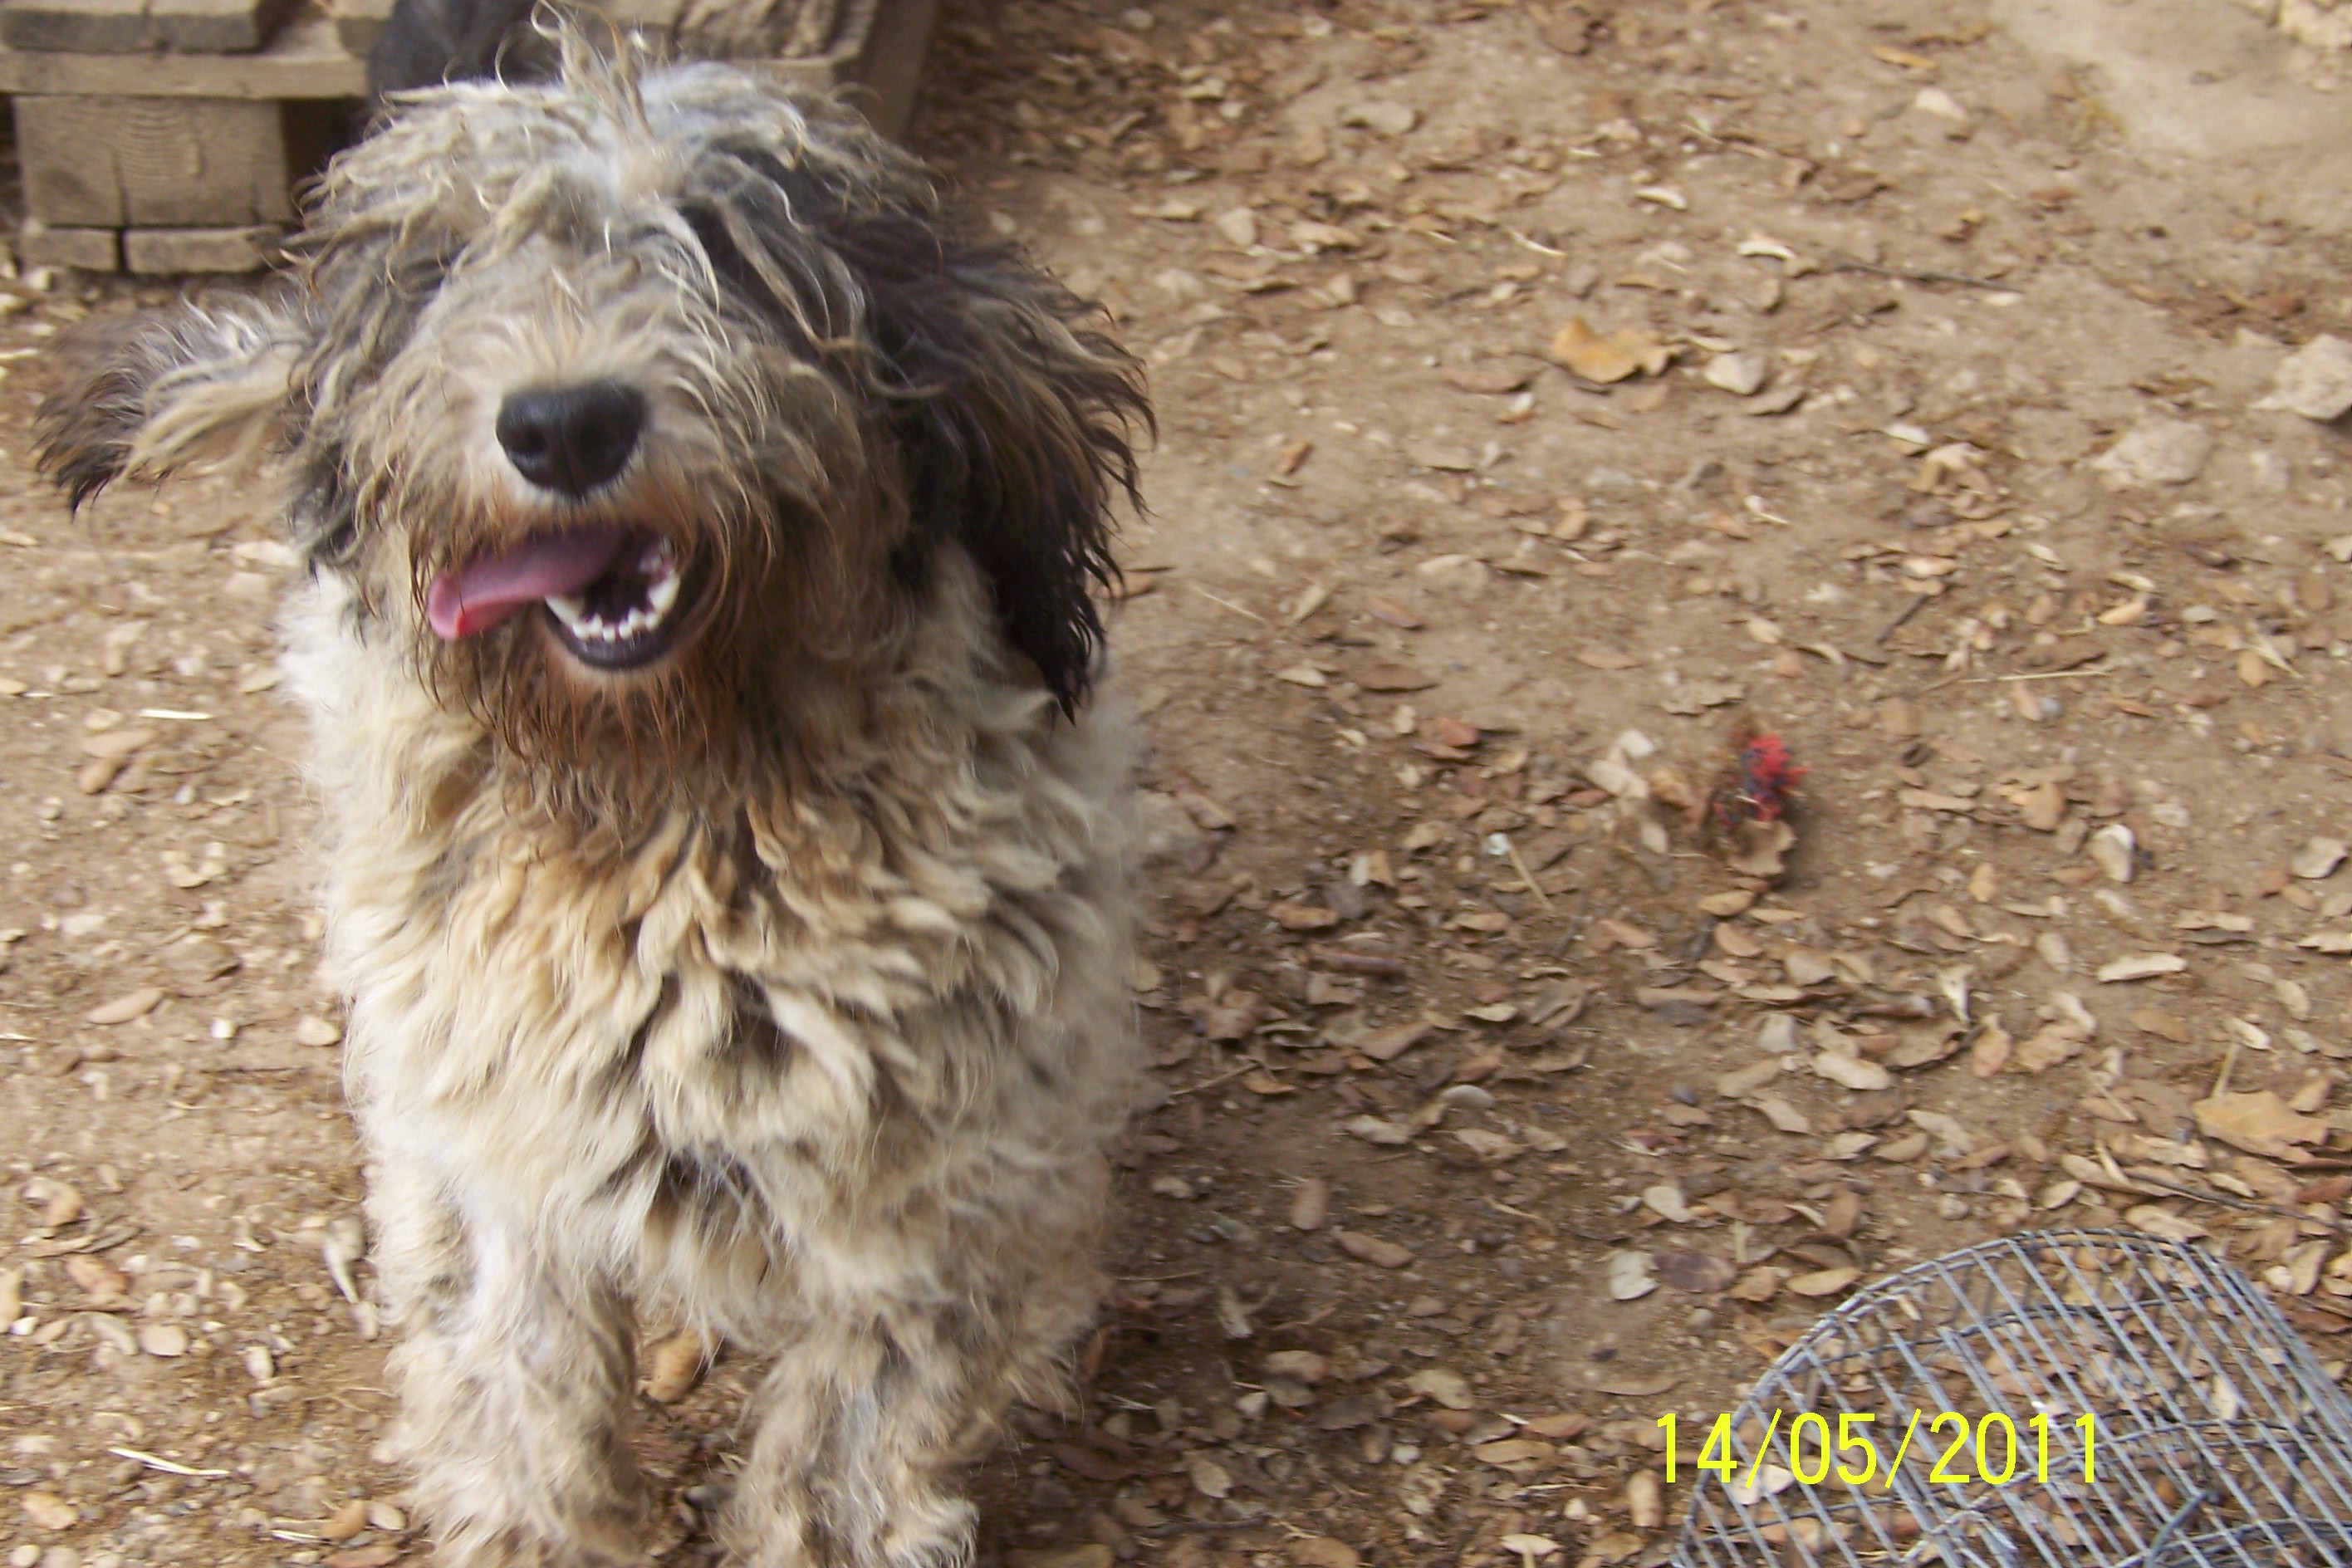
left=645, top=571, right=681, bottom=620
left=542, top=540, right=682, bottom=653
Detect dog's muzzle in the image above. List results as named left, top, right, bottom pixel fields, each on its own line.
left=428, top=528, right=700, bottom=669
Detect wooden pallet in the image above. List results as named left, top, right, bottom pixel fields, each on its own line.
left=2, top=0, right=937, bottom=273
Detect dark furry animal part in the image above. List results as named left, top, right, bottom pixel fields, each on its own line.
left=369, top=0, right=554, bottom=97
left=39, top=46, right=1148, bottom=777
left=28, top=41, right=1149, bottom=1568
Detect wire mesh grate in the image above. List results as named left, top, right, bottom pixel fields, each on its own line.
left=1668, top=1229, right=2352, bottom=1566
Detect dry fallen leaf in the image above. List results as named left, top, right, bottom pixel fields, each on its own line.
left=1335, top=1230, right=1415, bottom=1268
left=1641, top=1183, right=1692, bottom=1223
left=65, top=1254, right=128, bottom=1300
left=2294, top=837, right=2349, bottom=880
left=1656, top=1252, right=1738, bottom=1293
left=1357, top=663, right=1438, bottom=692
left=1474, top=1438, right=1557, bottom=1468
left=1627, top=1470, right=1665, bottom=1531
left=22, top=1493, right=76, bottom=1532
left=1293, top=1539, right=1363, bottom=1568
left=1908, top=1109, right=1977, bottom=1154
left=1546, top=316, right=1670, bottom=383
left=1606, top=1250, right=1658, bottom=1301
left=2193, top=1091, right=2331, bottom=1164
left=2016, top=1022, right=2091, bottom=1073
left=1358, top=1021, right=1431, bottom=1061
left=2098, top=953, right=2186, bottom=983
left=1185, top=1453, right=1233, bottom=1499
left=1786, top=1267, right=1860, bottom=1298
left=1289, top=1178, right=1330, bottom=1232
left=1407, top=1366, right=1475, bottom=1409
left=1969, top=1021, right=2013, bottom=1078
left=86, top=987, right=165, bottom=1026
left=2126, top=1206, right=2208, bottom=1243
left=1729, top=819, right=1796, bottom=878
left=1814, top=1051, right=1893, bottom=1092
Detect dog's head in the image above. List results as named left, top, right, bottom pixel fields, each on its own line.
left=40, top=36, right=1144, bottom=803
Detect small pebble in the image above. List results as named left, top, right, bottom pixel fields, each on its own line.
left=321, top=1500, right=370, bottom=1541
left=21, top=1493, right=74, bottom=1532
left=136, top=1323, right=189, bottom=1358
left=293, top=1015, right=343, bottom=1047
left=1703, top=352, right=1768, bottom=396
left=1288, top=1178, right=1330, bottom=1232
left=2088, top=824, right=2136, bottom=884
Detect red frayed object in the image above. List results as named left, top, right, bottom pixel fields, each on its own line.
left=1720, top=732, right=1806, bottom=826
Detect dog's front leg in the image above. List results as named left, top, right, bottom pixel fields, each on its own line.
left=724, top=1312, right=992, bottom=1568
left=374, top=1164, right=650, bottom=1567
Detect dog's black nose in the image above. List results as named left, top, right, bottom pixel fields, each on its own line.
left=495, top=382, right=646, bottom=497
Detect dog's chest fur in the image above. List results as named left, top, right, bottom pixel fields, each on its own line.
left=285, top=561, right=1137, bottom=1317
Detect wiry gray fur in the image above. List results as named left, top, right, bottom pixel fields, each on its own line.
left=38, top=32, right=1148, bottom=1568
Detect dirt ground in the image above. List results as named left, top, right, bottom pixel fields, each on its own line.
left=11, top=1, right=2352, bottom=1566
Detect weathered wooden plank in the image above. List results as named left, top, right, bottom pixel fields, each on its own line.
left=848, top=0, right=932, bottom=140
left=1, top=0, right=149, bottom=55
left=125, top=223, right=282, bottom=272
left=15, top=95, right=130, bottom=224
left=17, top=96, right=294, bottom=227
left=19, top=221, right=120, bottom=271
left=151, top=0, right=292, bottom=51
left=758, top=0, right=932, bottom=139
left=0, top=12, right=364, bottom=94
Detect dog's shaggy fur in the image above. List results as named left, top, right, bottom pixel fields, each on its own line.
left=41, top=37, right=1149, bottom=1568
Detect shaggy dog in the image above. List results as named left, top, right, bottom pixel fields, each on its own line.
left=41, top=35, right=1148, bottom=1568
left=368, top=0, right=850, bottom=98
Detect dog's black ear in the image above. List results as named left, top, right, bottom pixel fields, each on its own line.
left=36, top=296, right=307, bottom=510
left=366, top=0, right=558, bottom=100
left=683, top=134, right=1147, bottom=709
left=871, top=249, right=1148, bottom=710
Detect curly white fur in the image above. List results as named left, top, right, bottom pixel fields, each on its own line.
left=39, top=33, right=1147, bottom=1568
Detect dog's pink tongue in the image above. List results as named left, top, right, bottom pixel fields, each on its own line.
left=426, top=528, right=630, bottom=639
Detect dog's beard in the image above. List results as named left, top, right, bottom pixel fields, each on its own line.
left=399, top=485, right=902, bottom=831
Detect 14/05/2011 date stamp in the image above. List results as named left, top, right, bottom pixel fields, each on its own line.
left=1656, top=1412, right=2098, bottom=1490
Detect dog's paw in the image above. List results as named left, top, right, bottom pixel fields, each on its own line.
left=722, top=1488, right=974, bottom=1568
left=433, top=1515, right=652, bottom=1568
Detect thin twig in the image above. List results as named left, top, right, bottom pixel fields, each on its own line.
left=1134, top=1518, right=1273, bottom=1538
left=1966, top=664, right=2114, bottom=684
left=2119, top=1171, right=2350, bottom=1237
left=1502, top=836, right=1555, bottom=914
left=1166, top=1061, right=1262, bottom=1100
left=107, top=1448, right=228, bottom=1478
left=1921, top=662, right=2114, bottom=694
left=1190, top=586, right=1268, bottom=625
left=2211, top=1035, right=2242, bottom=1100
left=1551, top=887, right=1593, bottom=958
left=1875, top=592, right=1933, bottom=643
left=1832, top=258, right=2016, bottom=291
